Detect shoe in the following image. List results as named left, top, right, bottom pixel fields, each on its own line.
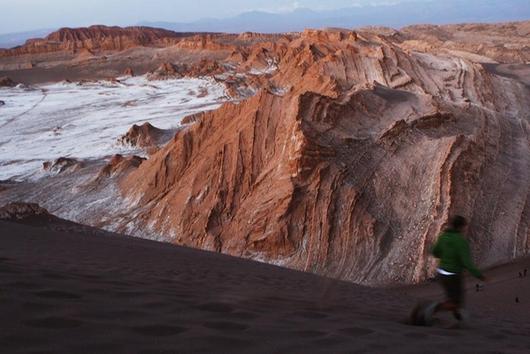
left=422, top=302, right=439, bottom=326
left=454, top=309, right=470, bottom=329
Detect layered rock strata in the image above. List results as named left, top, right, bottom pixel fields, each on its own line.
left=0, top=26, right=190, bottom=56
left=118, top=29, right=530, bottom=284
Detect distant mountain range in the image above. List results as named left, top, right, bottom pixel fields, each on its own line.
left=1, top=0, right=529, bottom=49
left=0, top=29, right=56, bottom=49
left=140, top=0, right=530, bottom=33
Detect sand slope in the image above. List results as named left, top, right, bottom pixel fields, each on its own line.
left=1, top=219, right=529, bottom=353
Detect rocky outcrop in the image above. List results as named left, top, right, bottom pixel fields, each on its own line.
left=186, top=59, right=225, bottom=77
left=0, top=202, right=53, bottom=221
left=147, top=60, right=227, bottom=81
left=0, top=77, right=16, bottom=87
left=399, top=21, right=530, bottom=64
left=0, top=26, right=192, bottom=57
left=96, top=155, right=145, bottom=181
left=173, top=34, right=236, bottom=51
left=118, top=28, right=530, bottom=285
left=118, top=123, right=172, bottom=151
left=123, top=67, right=135, bottom=77
left=147, top=62, right=182, bottom=80
left=42, top=157, right=84, bottom=174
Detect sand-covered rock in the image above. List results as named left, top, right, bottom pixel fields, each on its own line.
left=0, top=202, right=51, bottom=221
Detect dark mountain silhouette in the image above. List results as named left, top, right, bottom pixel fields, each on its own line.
left=140, top=0, right=530, bottom=33
left=0, top=29, right=56, bottom=49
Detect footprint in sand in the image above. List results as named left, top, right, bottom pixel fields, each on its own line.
left=291, top=310, right=329, bottom=319
left=1, top=334, right=48, bottom=351
left=7, top=281, right=39, bottom=290
left=130, top=325, right=187, bottom=337
left=33, top=290, right=82, bottom=299
left=486, top=333, right=507, bottom=340
left=292, top=330, right=327, bottom=338
left=39, top=271, right=70, bottom=280
left=228, top=311, right=260, bottom=320
left=203, top=321, right=249, bottom=331
left=38, top=272, right=69, bottom=279
left=195, top=302, right=235, bottom=313
left=430, top=329, right=460, bottom=337
left=186, top=335, right=253, bottom=348
left=403, top=331, right=430, bottom=339
left=312, top=336, right=348, bottom=346
left=110, top=290, right=147, bottom=298
left=337, top=327, right=375, bottom=337
left=0, top=266, right=20, bottom=274
left=80, top=309, right=144, bottom=321
left=22, top=302, right=57, bottom=311
left=23, top=317, right=83, bottom=329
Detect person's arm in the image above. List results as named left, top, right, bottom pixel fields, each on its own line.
left=458, top=238, right=484, bottom=280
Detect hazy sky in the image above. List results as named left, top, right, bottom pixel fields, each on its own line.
left=0, top=0, right=421, bottom=34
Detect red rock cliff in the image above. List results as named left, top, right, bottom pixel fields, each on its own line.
left=0, top=25, right=194, bottom=56
left=118, top=29, right=530, bottom=285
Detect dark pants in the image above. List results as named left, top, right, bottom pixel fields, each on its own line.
left=438, top=273, right=464, bottom=307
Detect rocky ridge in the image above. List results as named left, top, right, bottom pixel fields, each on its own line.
left=399, top=21, right=530, bottom=64
left=0, top=26, right=199, bottom=56
left=116, top=28, right=530, bottom=285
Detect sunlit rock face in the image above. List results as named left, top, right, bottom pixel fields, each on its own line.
left=118, top=28, right=530, bottom=285
left=0, top=26, right=185, bottom=57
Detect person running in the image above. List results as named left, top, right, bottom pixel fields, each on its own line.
left=431, top=215, right=485, bottom=323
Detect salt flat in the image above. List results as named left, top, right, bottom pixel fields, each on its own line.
left=0, top=76, right=229, bottom=181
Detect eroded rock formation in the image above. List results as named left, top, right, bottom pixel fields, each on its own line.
left=0, top=76, right=16, bottom=87
left=0, top=26, right=190, bottom=57
left=118, top=28, right=530, bottom=285
left=97, top=155, right=145, bottom=180
left=399, top=21, right=530, bottom=64
left=147, top=62, right=182, bottom=80
left=42, top=157, right=84, bottom=174
left=118, top=123, right=172, bottom=152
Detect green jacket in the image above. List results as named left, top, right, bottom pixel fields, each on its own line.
left=431, top=230, right=483, bottom=279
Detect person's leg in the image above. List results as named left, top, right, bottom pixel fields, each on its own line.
left=434, top=274, right=458, bottom=313
left=451, top=273, right=465, bottom=321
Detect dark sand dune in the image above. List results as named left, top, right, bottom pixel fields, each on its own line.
left=1, top=219, right=529, bottom=353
